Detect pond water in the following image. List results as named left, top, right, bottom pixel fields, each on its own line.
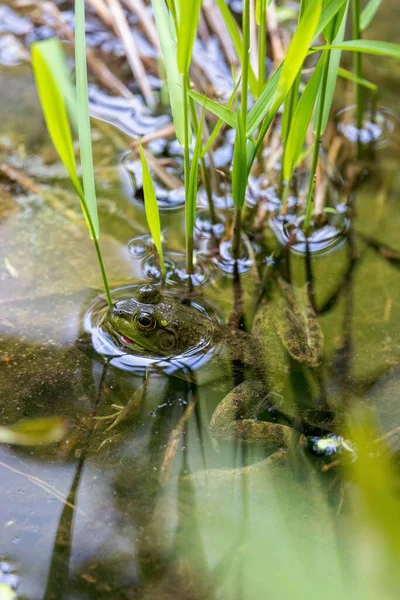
left=0, top=2, right=400, bottom=599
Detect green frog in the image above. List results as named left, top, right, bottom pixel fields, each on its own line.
left=104, top=281, right=324, bottom=447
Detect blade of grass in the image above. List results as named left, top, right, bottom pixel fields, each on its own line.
left=317, top=2, right=349, bottom=135
left=312, top=40, right=400, bottom=58
left=177, top=0, right=202, bottom=75
left=232, top=111, right=248, bottom=212
left=32, top=37, right=112, bottom=305
left=338, top=67, right=378, bottom=93
left=186, top=111, right=204, bottom=274
left=283, top=57, right=324, bottom=186
left=187, top=90, right=237, bottom=128
left=36, top=38, right=77, bottom=131
left=360, top=0, right=383, bottom=31
left=139, top=144, right=166, bottom=278
left=315, top=0, right=348, bottom=38
left=75, top=0, right=99, bottom=239
left=215, top=0, right=258, bottom=97
left=270, top=0, right=323, bottom=115
left=151, top=0, right=187, bottom=145
left=31, top=44, right=83, bottom=198
left=201, top=76, right=242, bottom=157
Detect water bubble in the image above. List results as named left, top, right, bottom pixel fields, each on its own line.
left=128, top=235, right=152, bottom=258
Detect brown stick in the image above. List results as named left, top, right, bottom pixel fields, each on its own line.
left=34, top=1, right=133, bottom=99
left=121, top=0, right=160, bottom=50
left=87, top=0, right=113, bottom=28
left=267, top=0, right=285, bottom=64
left=202, top=0, right=237, bottom=66
left=106, top=0, right=155, bottom=106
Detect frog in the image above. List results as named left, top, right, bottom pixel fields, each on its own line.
left=103, top=281, right=324, bottom=448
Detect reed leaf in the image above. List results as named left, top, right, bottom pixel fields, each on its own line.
left=75, top=0, right=99, bottom=238
left=317, top=2, right=349, bottom=135
left=283, top=57, right=324, bottom=183
left=188, top=90, right=237, bottom=128
left=31, top=44, right=83, bottom=200
left=232, top=111, right=248, bottom=210
left=139, top=144, right=166, bottom=277
left=360, top=0, right=383, bottom=31
left=177, top=0, right=202, bottom=75
left=338, top=67, right=378, bottom=92
left=201, top=76, right=241, bottom=157
left=316, top=0, right=348, bottom=39
left=185, top=112, right=204, bottom=251
left=246, top=63, right=282, bottom=135
left=215, top=0, right=258, bottom=97
left=313, top=40, right=400, bottom=58
left=151, top=0, right=187, bottom=145
left=271, top=0, right=323, bottom=115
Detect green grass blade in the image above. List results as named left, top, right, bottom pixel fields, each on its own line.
left=338, top=67, right=378, bottom=92
left=36, top=38, right=78, bottom=131
left=283, top=57, right=324, bottom=183
left=360, top=0, right=383, bottom=31
left=75, top=0, right=99, bottom=239
left=151, top=0, right=187, bottom=145
left=215, top=0, right=258, bottom=97
left=186, top=112, right=205, bottom=249
left=187, top=89, right=237, bottom=128
left=31, top=43, right=83, bottom=199
left=201, top=76, right=241, bottom=157
left=317, top=2, right=349, bottom=135
left=246, top=63, right=282, bottom=135
left=232, top=111, right=248, bottom=210
left=315, top=0, right=348, bottom=39
left=177, top=0, right=202, bottom=75
left=139, top=144, right=166, bottom=277
left=313, top=40, right=400, bottom=58
left=271, top=0, right=323, bottom=115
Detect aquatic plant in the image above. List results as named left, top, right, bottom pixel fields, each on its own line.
left=31, top=2, right=112, bottom=306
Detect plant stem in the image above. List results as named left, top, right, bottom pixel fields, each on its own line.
left=232, top=0, right=250, bottom=261
left=93, top=235, right=113, bottom=307
left=241, top=0, right=250, bottom=124
left=303, top=51, right=331, bottom=234
left=232, top=207, right=242, bottom=260
left=183, top=73, right=193, bottom=275
left=257, top=0, right=267, bottom=98
left=352, top=0, right=363, bottom=142
left=189, top=97, right=217, bottom=224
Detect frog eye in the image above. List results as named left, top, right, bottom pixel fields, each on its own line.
left=135, top=312, right=156, bottom=332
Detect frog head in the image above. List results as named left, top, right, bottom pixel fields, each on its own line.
left=106, top=285, right=213, bottom=357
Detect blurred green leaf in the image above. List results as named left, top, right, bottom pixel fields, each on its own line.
left=316, top=0, right=348, bottom=39
left=361, top=0, right=384, bottom=31
left=35, top=37, right=77, bottom=130
left=151, top=0, right=187, bottom=145
left=338, top=67, right=378, bottom=92
left=177, top=0, right=202, bottom=75
left=139, top=144, right=166, bottom=277
left=0, top=584, right=17, bottom=600
left=284, top=57, right=324, bottom=182
left=75, top=0, right=99, bottom=239
left=0, top=417, right=69, bottom=446
left=314, top=39, right=400, bottom=58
